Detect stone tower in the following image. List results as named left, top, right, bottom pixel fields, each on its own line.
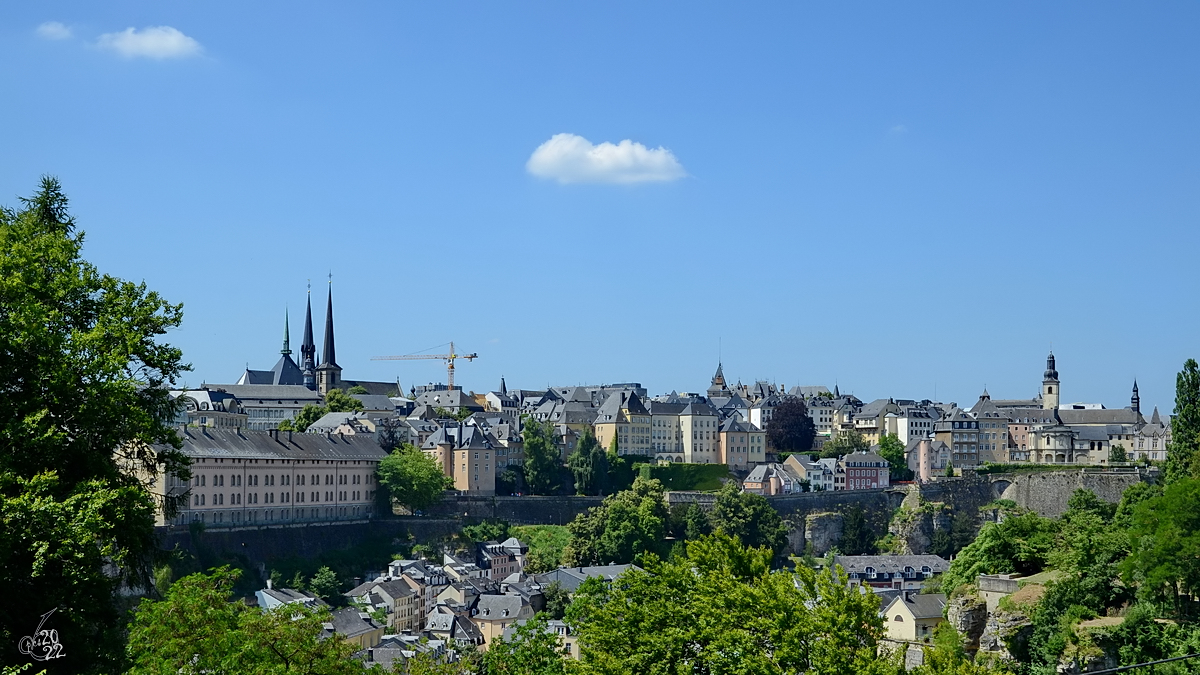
left=1131, top=380, right=1140, bottom=416
left=1042, top=351, right=1060, bottom=411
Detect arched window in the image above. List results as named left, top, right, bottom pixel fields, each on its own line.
left=894, top=615, right=904, bottom=622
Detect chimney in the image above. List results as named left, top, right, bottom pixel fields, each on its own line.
left=288, top=430, right=293, bottom=444
left=904, top=590, right=914, bottom=602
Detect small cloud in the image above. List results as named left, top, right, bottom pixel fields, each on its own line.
left=97, top=26, right=202, bottom=59
left=36, top=22, right=72, bottom=40
left=890, top=124, right=909, bottom=134
left=526, top=133, right=686, bottom=184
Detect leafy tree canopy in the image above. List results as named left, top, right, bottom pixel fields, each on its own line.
left=1165, top=359, right=1200, bottom=483
left=821, top=430, right=870, bottom=458
left=566, top=533, right=899, bottom=675
left=377, top=443, right=453, bottom=512
left=877, top=433, right=914, bottom=481
left=522, top=418, right=562, bottom=496
left=567, top=427, right=609, bottom=496
left=126, top=567, right=362, bottom=675
left=766, top=397, right=817, bottom=453
left=562, top=476, right=670, bottom=566
left=0, top=178, right=189, bottom=672
left=710, top=481, right=789, bottom=555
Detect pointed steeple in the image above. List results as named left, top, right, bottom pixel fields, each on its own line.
left=499, top=377, right=508, bottom=396
left=314, top=278, right=342, bottom=395
left=281, top=308, right=292, bottom=355
left=712, top=362, right=726, bottom=387
left=301, top=286, right=317, bottom=390
left=834, top=383, right=840, bottom=398
left=1151, top=406, right=1162, bottom=425
left=1131, top=380, right=1141, bottom=415
left=320, top=283, right=337, bottom=368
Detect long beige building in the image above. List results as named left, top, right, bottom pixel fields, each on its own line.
left=153, top=427, right=387, bottom=527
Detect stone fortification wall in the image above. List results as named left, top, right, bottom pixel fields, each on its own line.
left=156, top=518, right=459, bottom=566
left=985, top=469, right=1151, bottom=517
left=423, top=495, right=604, bottom=525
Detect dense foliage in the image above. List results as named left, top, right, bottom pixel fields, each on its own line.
left=567, top=533, right=903, bottom=675
left=0, top=179, right=189, bottom=673
left=878, top=432, right=915, bottom=481
left=282, top=388, right=363, bottom=432
left=522, top=418, right=563, bottom=495
left=377, top=443, right=453, bottom=512
left=567, top=427, right=609, bottom=496
left=821, top=430, right=870, bottom=458
left=765, top=397, right=817, bottom=453
left=562, top=477, right=671, bottom=566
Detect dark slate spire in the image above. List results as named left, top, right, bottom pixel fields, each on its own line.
left=499, top=377, right=507, bottom=396
left=301, top=287, right=317, bottom=390
left=320, top=283, right=338, bottom=368
left=1132, top=380, right=1141, bottom=415
left=281, top=308, right=292, bottom=355
left=1044, top=351, right=1059, bottom=381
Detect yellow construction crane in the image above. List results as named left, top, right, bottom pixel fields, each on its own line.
left=371, top=341, right=478, bottom=391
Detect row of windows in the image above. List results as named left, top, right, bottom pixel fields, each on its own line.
left=191, top=490, right=372, bottom=506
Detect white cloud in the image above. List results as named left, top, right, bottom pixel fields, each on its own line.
left=526, top=133, right=686, bottom=184
left=36, top=22, right=72, bottom=40
left=97, top=26, right=202, bottom=59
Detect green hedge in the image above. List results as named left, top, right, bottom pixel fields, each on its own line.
left=972, top=463, right=1069, bottom=476
left=638, top=463, right=731, bottom=491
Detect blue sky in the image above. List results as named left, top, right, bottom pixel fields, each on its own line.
left=2, top=2, right=1198, bottom=411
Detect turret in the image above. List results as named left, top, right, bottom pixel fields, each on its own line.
left=1131, top=380, right=1140, bottom=415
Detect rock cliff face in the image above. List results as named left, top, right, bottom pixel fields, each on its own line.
left=888, top=503, right=952, bottom=555
left=947, top=592, right=988, bottom=649
left=978, top=606, right=1033, bottom=663
left=804, top=512, right=844, bottom=555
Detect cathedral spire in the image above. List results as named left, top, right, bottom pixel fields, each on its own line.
left=301, top=284, right=317, bottom=390
left=1131, top=380, right=1141, bottom=415
left=281, top=307, right=292, bottom=355
left=315, top=277, right=342, bottom=395
left=320, top=280, right=338, bottom=369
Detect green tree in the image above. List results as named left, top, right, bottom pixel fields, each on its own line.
left=567, top=427, right=609, bottom=496
left=1123, top=477, right=1200, bottom=614
left=0, top=178, right=189, bottom=673
left=821, top=430, right=870, bottom=458
left=562, top=477, right=671, bottom=566
left=1110, top=443, right=1128, bottom=463
left=292, top=403, right=327, bottom=432
left=377, top=443, right=453, bottom=512
left=277, top=418, right=295, bottom=431
left=668, top=501, right=712, bottom=541
left=709, top=481, right=789, bottom=554
left=941, top=512, right=1058, bottom=593
left=522, top=418, right=562, bottom=495
left=510, top=525, right=571, bottom=574
left=877, top=433, right=914, bottom=481
left=126, top=567, right=363, bottom=674
left=1165, top=359, right=1200, bottom=483
left=324, top=388, right=362, bottom=413
left=766, top=397, right=817, bottom=453
left=346, top=385, right=369, bottom=395
left=566, top=533, right=897, bottom=675
left=542, top=581, right=571, bottom=620
left=482, top=614, right=566, bottom=675
left=309, top=566, right=341, bottom=600
left=839, top=504, right=877, bottom=555
left=462, top=519, right=509, bottom=543
left=914, top=624, right=997, bottom=674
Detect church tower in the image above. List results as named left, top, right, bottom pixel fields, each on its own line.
left=300, top=289, right=317, bottom=391
left=1131, top=380, right=1141, bottom=415
left=1042, top=351, right=1060, bottom=411
left=315, top=282, right=342, bottom=395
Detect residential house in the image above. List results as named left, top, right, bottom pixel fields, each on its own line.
left=171, top=388, right=248, bottom=429
left=717, top=417, right=766, bottom=470
left=838, top=449, right=890, bottom=490
left=883, top=592, right=947, bottom=644
left=345, top=579, right=421, bottom=632
left=255, top=582, right=326, bottom=610
left=501, top=619, right=580, bottom=660
left=470, top=593, right=536, bottom=649
left=593, top=391, right=653, bottom=457
left=742, top=463, right=802, bottom=495
left=322, top=607, right=386, bottom=650
left=835, top=555, right=950, bottom=590
left=422, top=423, right=497, bottom=495
left=476, top=538, right=528, bottom=581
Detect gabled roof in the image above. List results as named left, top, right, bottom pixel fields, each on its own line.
left=173, top=427, right=386, bottom=462
left=884, top=593, right=947, bottom=620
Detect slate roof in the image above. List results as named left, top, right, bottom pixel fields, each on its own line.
left=884, top=593, right=947, bottom=620
left=237, top=353, right=306, bottom=387
left=1059, top=408, right=1141, bottom=426
left=325, top=607, right=383, bottom=639
left=173, top=427, right=387, bottom=462
left=834, top=555, right=950, bottom=576
left=203, top=384, right=324, bottom=406
left=351, top=394, right=398, bottom=411
left=473, top=594, right=530, bottom=620
left=533, top=564, right=640, bottom=593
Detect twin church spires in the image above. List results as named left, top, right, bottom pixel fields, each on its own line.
left=281, top=282, right=340, bottom=394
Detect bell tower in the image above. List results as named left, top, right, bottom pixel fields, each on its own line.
left=1041, top=352, right=1060, bottom=411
